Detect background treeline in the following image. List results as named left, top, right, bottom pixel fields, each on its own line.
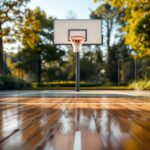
left=0, top=0, right=150, bottom=90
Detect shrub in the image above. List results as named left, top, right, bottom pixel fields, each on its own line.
left=129, top=79, right=150, bottom=90
left=0, top=76, right=31, bottom=90
left=33, top=81, right=102, bottom=87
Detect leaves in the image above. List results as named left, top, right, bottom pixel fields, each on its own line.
left=106, top=0, right=150, bottom=57
left=90, top=3, right=119, bottom=49
left=0, top=0, right=30, bottom=24
left=17, top=7, right=65, bottom=84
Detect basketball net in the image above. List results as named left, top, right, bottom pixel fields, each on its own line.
left=70, top=36, right=85, bottom=53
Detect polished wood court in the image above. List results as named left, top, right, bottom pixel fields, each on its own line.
left=0, top=97, right=149, bottom=150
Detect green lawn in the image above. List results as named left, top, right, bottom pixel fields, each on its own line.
left=31, top=79, right=150, bottom=90
left=32, top=81, right=129, bottom=90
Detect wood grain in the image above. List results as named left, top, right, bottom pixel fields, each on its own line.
left=0, top=97, right=149, bottom=150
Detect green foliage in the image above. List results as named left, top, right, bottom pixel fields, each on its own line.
left=106, top=40, right=132, bottom=83
left=43, top=61, right=60, bottom=81
left=91, top=1, right=150, bottom=84
left=0, top=0, right=30, bottom=75
left=18, top=7, right=65, bottom=85
left=0, top=76, right=31, bottom=90
left=106, top=0, right=150, bottom=57
left=90, top=3, right=119, bottom=49
left=0, top=0, right=30, bottom=44
left=0, top=0, right=30, bottom=38
left=0, top=0, right=29, bottom=23
left=129, top=79, right=150, bottom=90
left=60, top=46, right=103, bottom=82
left=64, top=48, right=76, bottom=80
left=33, top=81, right=102, bottom=88
left=90, top=3, right=122, bottom=83
left=19, top=9, right=41, bottom=48
left=80, top=51, right=97, bottom=81
left=32, top=81, right=129, bottom=90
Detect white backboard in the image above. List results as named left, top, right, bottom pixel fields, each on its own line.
left=54, top=19, right=102, bottom=45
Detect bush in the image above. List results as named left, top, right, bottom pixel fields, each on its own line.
left=129, top=79, right=150, bottom=90
left=0, top=76, right=31, bottom=90
left=33, top=81, right=102, bottom=88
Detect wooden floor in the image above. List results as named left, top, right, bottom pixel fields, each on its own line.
left=0, top=97, right=149, bottom=150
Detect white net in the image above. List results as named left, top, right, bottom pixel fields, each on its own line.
left=70, top=36, right=85, bottom=53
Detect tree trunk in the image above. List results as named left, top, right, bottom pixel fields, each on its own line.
left=0, top=23, right=3, bottom=75
left=106, top=28, right=111, bottom=81
left=106, top=19, right=113, bottom=82
left=37, top=54, right=42, bottom=87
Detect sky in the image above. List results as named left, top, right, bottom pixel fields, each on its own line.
left=5, top=0, right=102, bottom=53
left=29, top=0, right=100, bottom=19
left=28, top=0, right=116, bottom=52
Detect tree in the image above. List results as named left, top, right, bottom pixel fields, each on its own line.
left=90, top=3, right=119, bottom=82
left=18, top=8, right=65, bottom=86
left=95, top=0, right=150, bottom=57
left=80, top=51, right=97, bottom=81
left=110, top=0, right=150, bottom=57
left=91, top=3, right=118, bottom=53
left=0, top=0, right=30, bottom=75
left=108, top=40, right=132, bottom=83
left=6, top=52, right=25, bottom=79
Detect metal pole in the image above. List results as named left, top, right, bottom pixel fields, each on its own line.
left=118, top=58, right=120, bottom=87
left=76, top=52, right=80, bottom=91
left=135, top=58, right=137, bottom=81
left=4, top=51, right=7, bottom=75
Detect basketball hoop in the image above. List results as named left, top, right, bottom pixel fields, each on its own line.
left=54, top=20, right=102, bottom=92
left=70, top=36, right=85, bottom=53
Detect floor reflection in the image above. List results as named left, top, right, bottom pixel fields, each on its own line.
left=0, top=97, right=149, bottom=150
left=100, top=109, right=109, bottom=149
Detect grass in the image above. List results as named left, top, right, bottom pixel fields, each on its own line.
left=32, top=81, right=129, bottom=90
left=31, top=80, right=150, bottom=90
